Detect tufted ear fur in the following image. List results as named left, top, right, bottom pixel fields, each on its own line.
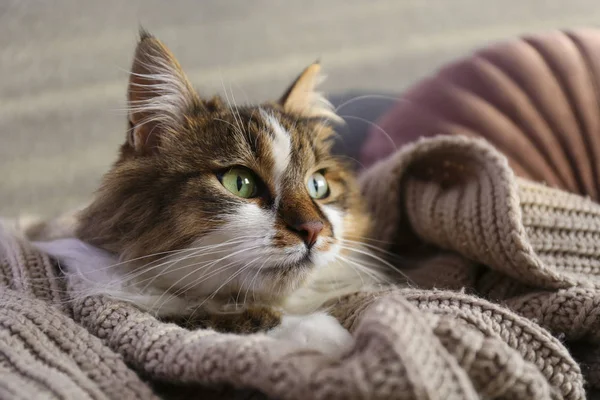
left=127, top=29, right=200, bottom=154
left=279, top=63, right=341, bottom=123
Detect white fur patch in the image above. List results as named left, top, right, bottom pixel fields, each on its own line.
left=321, top=206, right=344, bottom=242
left=309, top=205, right=344, bottom=267
left=34, top=238, right=119, bottom=284
left=260, top=109, right=291, bottom=195
left=146, top=203, right=276, bottom=301
left=267, top=311, right=353, bottom=357
left=32, top=238, right=191, bottom=315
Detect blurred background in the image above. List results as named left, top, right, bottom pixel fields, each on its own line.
left=1, top=0, right=599, bottom=217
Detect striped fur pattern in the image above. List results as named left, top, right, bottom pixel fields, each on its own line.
left=37, top=31, right=383, bottom=336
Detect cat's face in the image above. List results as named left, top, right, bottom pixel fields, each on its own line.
left=77, top=31, right=367, bottom=306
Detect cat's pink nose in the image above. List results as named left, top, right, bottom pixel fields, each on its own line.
left=294, top=221, right=324, bottom=249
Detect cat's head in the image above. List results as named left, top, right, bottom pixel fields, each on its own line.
left=76, top=31, right=368, bottom=306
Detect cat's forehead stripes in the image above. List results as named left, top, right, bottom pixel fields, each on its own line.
left=259, top=108, right=292, bottom=201
left=260, top=109, right=291, bottom=178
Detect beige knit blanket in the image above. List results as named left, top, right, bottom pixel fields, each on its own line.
left=2, top=135, right=600, bottom=400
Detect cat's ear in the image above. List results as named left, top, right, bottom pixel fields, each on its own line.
left=279, top=63, right=341, bottom=122
left=127, top=29, right=200, bottom=154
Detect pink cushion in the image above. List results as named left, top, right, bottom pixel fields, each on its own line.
left=360, top=29, right=600, bottom=200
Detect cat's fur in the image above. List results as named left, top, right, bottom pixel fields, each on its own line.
left=33, top=30, right=384, bottom=355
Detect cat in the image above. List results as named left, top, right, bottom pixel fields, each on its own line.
left=31, top=29, right=386, bottom=356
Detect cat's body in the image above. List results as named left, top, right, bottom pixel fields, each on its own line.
left=32, top=30, right=385, bottom=356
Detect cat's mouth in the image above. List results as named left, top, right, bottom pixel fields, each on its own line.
left=257, top=241, right=336, bottom=272
left=254, top=249, right=314, bottom=271
left=288, top=249, right=315, bottom=268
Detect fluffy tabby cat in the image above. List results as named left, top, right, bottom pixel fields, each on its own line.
left=33, top=30, right=386, bottom=355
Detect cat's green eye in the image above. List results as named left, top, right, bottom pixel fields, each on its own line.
left=221, top=168, right=258, bottom=198
left=307, top=172, right=329, bottom=199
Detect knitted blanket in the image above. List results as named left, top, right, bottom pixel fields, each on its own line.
left=2, top=134, right=600, bottom=399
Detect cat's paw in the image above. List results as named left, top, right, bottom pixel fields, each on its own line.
left=267, top=312, right=353, bottom=357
